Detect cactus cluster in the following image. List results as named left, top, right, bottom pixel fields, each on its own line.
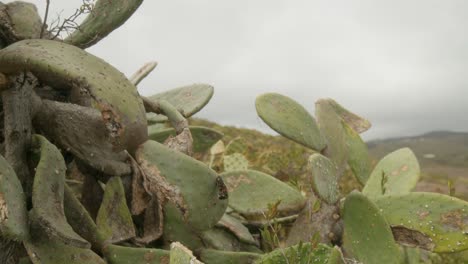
left=0, top=1, right=466, bottom=264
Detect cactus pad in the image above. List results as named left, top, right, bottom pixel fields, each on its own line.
left=216, top=214, right=257, bottom=246
left=63, top=184, right=106, bottom=251
left=147, top=83, right=214, bottom=122
left=148, top=125, right=223, bottom=153
left=362, top=148, right=420, bottom=198
left=0, top=154, right=28, bottom=240
left=220, top=170, right=306, bottom=222
left=255, top=93, right=326, bottom=151
left=136, top=140, right=228, bottom=231
left=343, top=191, right=400, bottom=264
left=342, top=121, right=371, bottom=185
left=200, top=249, right=262, bottom=264
left=224, top=153, right=249, bottom=172
left=319, top=98, right=371, bottom=133
left=24, top=214, right=105, bottom=264
left=315, top=99, right=348, bottom=171
left=65, top=0, right=144, bottom=49
left=30, top=134, right=89, bottom=248
left=308, top=153, right=340, bottom=204
left=374, top=192, right=468, bottom=253
left=96, top=176, right=135, bottom=243
left=104, top=244, right=169, bottom=264
left=0, top=39, right=147, bottom=152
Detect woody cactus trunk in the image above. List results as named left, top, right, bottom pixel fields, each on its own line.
left=0, top=1, right=467, bottom=264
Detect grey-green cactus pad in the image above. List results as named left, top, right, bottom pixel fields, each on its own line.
left=220, top=170, right=306, bottom=221
left=0, top=39, right=147, bottom=152
left=24, top=214, right=105, bottom=264
left=308, top=153, right=340, bottom=204
left=343, top=191, right=400, bottom=264
left=0, top=154, right=28, bottom=240
left=255, top=93, right=326, bottom=151
left=136, top=140, right=227, bottom=231
left=342, top=121, right=371, bottom=185
left=148, top=83, right=214, bottom=120
left=374, top=192, right=468, bottom=253
left=148, top=125, right=223, bottom=153
left=65, top=0, right=144, bottom=49
left=30, top=134, right=89, bottom=248
left=104, top=244, right=169, bottom=264
left=216, top=214, right=257, bottom=246
left=315, top=99, right=348, bottom=171
left=319, top=98, right=371, bottom=133
left=96, top=176, right=135, bottom=243
left=362, top=148, right=420, bottom=198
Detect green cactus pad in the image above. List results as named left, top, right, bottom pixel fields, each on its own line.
left=199, top=249, right=261, bottom=264
left=148, top=125, right=223, bottom=153
left=342, top=121, right=371, bottom=185
left=220, top=170, right=306, bottom=222
left=64, top=0, right=143, bottom=49
left=255, top=93, right=326, bottom=151
left=30, top=134, right=89, bottom=248
left=63, top=184, right=106, bottom=251
left=162, top=202, right=205, bottom=251
left=201, top=227, right=241, bottom=251
left=255, top=243, right=333, bottom=264
left=0, top=39, right=147, bottom=152
left=308, top=154, right=340, bottom=204
left=96, top=176, right=135, bottom=243
left=136, top=140, right=228, bottom=231
left=0, top=154, right=28, bottom=241
left=319, top=98, right=371, bottom=133
left=343, top=191, right=400, bottom=264
left=147, top=84, right=214, bottom=121
left=315, top=99, right=348, bottom=171
left=24, top=214, right=105, bottom=264
left=362, top=148, right=420, bottom=198
left=216, top=214, right=257, bottom=246
left=224, top=153, right=249, bottom=172
left=374, top=192, right=468, bottom=253
left=104, top=244, right=169, bottom=264
left=169, top=242, right=203, bottom=264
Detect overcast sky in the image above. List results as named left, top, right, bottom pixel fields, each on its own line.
left=25, top=0, right=468, bottom=139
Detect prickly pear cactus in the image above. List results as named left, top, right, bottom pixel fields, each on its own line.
left=363, top=148, right=420, bottom=198
left=374, top=192, right=468, bottom=253
left=343, top=191, right=401, bottom=264
left=255, top=93, right=326, bottom=151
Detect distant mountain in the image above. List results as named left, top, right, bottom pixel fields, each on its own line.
left=367, top=131, right=468, bottom=169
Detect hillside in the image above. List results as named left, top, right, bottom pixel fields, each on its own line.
left=189, top=119, right=468, bottom=199
left=368, top=131, right=468, bottom=199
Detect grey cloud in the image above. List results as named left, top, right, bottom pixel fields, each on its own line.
left=10, top=0, right=468, bottom=140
